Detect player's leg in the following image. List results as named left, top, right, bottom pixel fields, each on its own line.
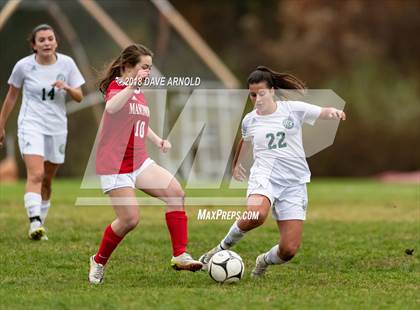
left=40, top=161, right=60, bottom=225
left=18, top=130, right=47, bottom=240
left=135, top=161, right=202, bottom=271
left=41, top=134, right=66, bottom=225
left=199, top=194, right=271, bottom=268
left=252, top=184, right=307, bottom=277
left=89, top=187, right=139, bottom=284
left=23, top=154, right=46, bottom=240
left=276, top=219, right=303, bottom=261
left=109, top=188, right=140, bottom=237
left=252, top=220, right=303, bottom=277
left=223, top=194, right=271, bottom=248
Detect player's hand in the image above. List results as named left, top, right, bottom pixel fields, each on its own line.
left=52, top=80, right=69, bottom=91
left=233, top=163, right=247, bottom=182
left=159, top=139, right=171, bottom=153
left=130, top=68, right=150, bottom=88
left=0, top=127, right=5, bottom=148
left=329, top=108, right=346, bottom=120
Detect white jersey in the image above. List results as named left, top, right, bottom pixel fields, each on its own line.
left=242, top=100, right=322, bottom=186
left=8, top=53, right=85, bottom=135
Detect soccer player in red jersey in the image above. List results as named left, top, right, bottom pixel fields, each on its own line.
left=88, top=44, right=202, bottom=284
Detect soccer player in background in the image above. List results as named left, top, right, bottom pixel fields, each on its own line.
left=199, top=66, right=346, bottom=277
left=0, top=24, right=85, bottom=240
left=88, top=44, right=202, bottom=284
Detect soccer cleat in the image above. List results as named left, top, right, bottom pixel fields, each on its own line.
left=171, top=252, right=203, bottom=272
left=88, top=255, right=105, bottom=284
left=251, top=253, right=269, bottom=278
left=198, top=244, right=224, bottom=271
left=40, top=226, right=49, bottom=241
left=28, top=221, right=46, bottom=241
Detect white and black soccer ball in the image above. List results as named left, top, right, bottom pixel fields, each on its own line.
left=208, top=250, right=244, bottom=283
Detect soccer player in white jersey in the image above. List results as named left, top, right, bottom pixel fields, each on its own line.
left=199, top=66, right=346, bottom=277
left=0, top=24, right=85, bottom=240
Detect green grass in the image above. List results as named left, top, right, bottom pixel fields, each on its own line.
left=0, top=179, right=419, bottom=309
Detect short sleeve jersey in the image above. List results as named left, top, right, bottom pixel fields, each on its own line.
left=8, top=53, right=85, bottom=135
left=96, top=80, right=150, bottom=175
left=241, top=100, right=322, bottom=186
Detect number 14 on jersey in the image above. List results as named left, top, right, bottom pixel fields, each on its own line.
left=42, top=87, right=55, bottom=101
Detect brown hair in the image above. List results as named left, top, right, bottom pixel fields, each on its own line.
left=28, top=24, right=56, bottom=53
left=247, top=65, right=305, bottom=90
left=98, top=44, right=154, bottom=94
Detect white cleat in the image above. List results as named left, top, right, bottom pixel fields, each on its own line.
left=171, top=252, right=203, bottom=272
left=251, top=253, right=269, bottom=278
left=89, top=255, right=105, bottom=284
left=198, top=244, right=224, bottom=271
left=28, top=221, right=46, bottom=241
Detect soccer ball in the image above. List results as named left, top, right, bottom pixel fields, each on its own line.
left=208, top=250, right=244, bottom=283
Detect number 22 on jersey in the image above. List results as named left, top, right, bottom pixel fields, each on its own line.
left=266, top=131, right=287, bottom=149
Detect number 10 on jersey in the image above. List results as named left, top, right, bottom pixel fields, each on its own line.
left=134, top=120, right=146, bottom=138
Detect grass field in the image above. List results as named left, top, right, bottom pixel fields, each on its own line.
left=0, top=179, right=419, bottom=309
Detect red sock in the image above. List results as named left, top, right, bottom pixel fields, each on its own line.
left=94, top=225, right=123, bottom=265
left=165, top=211, right=188, bottom=257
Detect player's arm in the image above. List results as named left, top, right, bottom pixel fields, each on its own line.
left=232, top=138, right=244, bottom=170
left=65, top=86, right=83, bottom=102
left=294, top=102, right=346, bottom=124
left=147, top=126, right=171, bottom=153
left=104, top=68, right=150, bottom=114
left=0, top=85, right=20, bottom=147
left=319, top=107, right=346, bottom=120
left=232, top=138, right=251, bottom=181
left=104, top=86, right=135, bottom=114
left=52, top=81, right=84, bottom=102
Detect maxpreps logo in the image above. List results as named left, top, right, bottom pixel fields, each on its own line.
left=197, top=209, right=260, bottom=221
left=283, top=117, right=294, bottom=129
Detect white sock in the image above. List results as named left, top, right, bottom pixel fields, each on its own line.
left=41, top=200, right=51, bottom=224
left=264, top=244, right=287, bottom=265
left=221, top=221, right=246, bottom=249
left=24, top=192, right=42, bottom=220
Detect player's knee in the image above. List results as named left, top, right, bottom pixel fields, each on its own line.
left=122, top=216, right=140, bottom=232
left=172, top=187, right=185, bottom=200
left=252, top=208, right=269, bottom=225
left=280, top=243, right=300, bottom=261
left=164, top=186, right=185, bottom=205
left=179, top=190, right=185, bottom=205
left=246, top=215, right=266, bottom=229
left=28, top=170, right=44, bottom=184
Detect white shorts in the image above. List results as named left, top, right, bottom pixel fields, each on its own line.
left=100, top=158, right=155, bottom=193
left=247, top=176, right=308, bottom=221
left=17, top=130, right=67, bottom=164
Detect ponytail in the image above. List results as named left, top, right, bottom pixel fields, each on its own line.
left=247, top=66, right=306, bottom=98
left=98, top=57, right=122, bottom=94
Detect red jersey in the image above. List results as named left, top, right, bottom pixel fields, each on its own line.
left=96, top=80, right=150, bottom=174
